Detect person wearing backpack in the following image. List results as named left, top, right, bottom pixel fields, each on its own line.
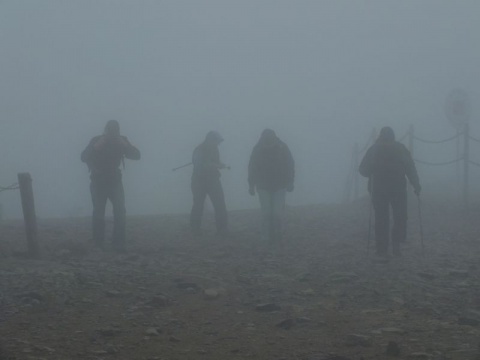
left=190, top=131, right=229, bottom=237
left=81, top=120, right=141, bottom=252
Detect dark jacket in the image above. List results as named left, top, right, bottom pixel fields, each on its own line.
left=359, top=140, right=420, bottom=193
left=81, top=135, right=141, bottom=180
left=248, top=139, right=294, bottom=191
left=192, top=142, right=222, bottom=180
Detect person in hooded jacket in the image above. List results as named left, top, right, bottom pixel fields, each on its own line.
left=359, top=126, right=421, bottom=257
left=81, top=120, right=141, bottom=252
left=190, top=131, right=228, bottom=236
left=248, top=129, right=294, bottom=244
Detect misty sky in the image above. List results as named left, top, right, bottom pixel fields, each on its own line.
left=1, top=1, right=479, bottom=219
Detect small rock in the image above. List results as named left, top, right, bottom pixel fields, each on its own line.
left=328, top=272, right=359, bottom=284
left=417, top=272, right=436, bottom=281
left=276, top=318, right=295, bottom=330
left=18, top=291, right=44, bottom=302
left=147, top=295, right=169, bottom=307
left=448, top=270, right=469, bottom=279
left=345, top=334, right=372, bottom=347
left=96, top=328, right=122, bottom=337
left=386, top=341, right=401, bottom=357
left=296, top=317, right=312, bottom=324
left=379, top=327, right=406, bottom=335
left=458, top=317, right=479, bottom=326
left=145, top=327, right=161, bottom=336
left=255, top=303, right=281, bottom=312
left=204, top=289, right=219, bottom=299
left=105, top=344, right=118, bottom=354
left=300, top=288, right=315, bottom=296
left=105, top=290, right=123, bottom=298
left=176, top=281, right=200, bottom=290
left=408, top=352, right=431, bottom=359
left=91, top=350, right=109, bottom=355
left=169, top=336, right=181, bottom=343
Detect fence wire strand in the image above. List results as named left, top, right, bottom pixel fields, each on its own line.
left=413, top=133, right=462, bottom=144
left=414, top=157, right=464, bottom=166
left=469, top=135, right=480, bottom=144
left=0, top=183, right=19, bottom=193
left=469, top=160, right=480, bottom=168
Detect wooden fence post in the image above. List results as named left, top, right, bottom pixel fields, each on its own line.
left=17, top=173, right=39, bottom=258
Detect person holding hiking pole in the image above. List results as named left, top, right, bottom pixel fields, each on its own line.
left=359, top=126, right=421, bottom=258
left=248, top=129, right=295, bottom=245
left=190, top=131, right=229, bottom=237
left=81, top=120, right=141, bottom=253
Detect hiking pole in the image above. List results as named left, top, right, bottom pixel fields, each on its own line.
left=367, top=194, right=373, bottom=257
left=366, top=176, right=373, bottom=258
left=172, top=162, right=192, bottom=171
left=416, top=193, right=425, bottom=258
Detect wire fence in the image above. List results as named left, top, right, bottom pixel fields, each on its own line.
left=414, top=157, right=463, bottom=166
left=413, top=133, right=462, bottom=144
left=0, top=183, right=19, bottom=193
left=345, top=123, right=479, bottom=206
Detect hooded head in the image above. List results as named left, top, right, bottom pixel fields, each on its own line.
left=104, top=120, right=120, bottom=137
left=259, top=128, right=277, bottom=147
left=378, top=126, right=395, bottom=143
left=205, top=131, right=224, bottom=146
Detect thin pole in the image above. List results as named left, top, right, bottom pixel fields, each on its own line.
left=172, top=162, right=192, bottom=171
left=463, top=123, right=470, bottom=209
left=456, top=127, right=461, bottom=200
left=353, top=142, right=359, bottom=202
left=367, top=192, right=373, bottom=257
left=417, top=195, right=425, bottom=258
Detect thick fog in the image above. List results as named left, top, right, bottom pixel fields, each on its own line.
left=0, top=1, right=479, bottom=219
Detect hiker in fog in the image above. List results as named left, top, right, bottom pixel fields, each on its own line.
left=190, top=131, right=228, bottom=237
left=359, top=126, right=420, bottom=258
left=248, top=129, right=295, bottom=244
left=81, top=120, right=141, bottom=252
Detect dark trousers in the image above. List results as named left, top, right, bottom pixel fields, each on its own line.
left=257, top=189, right=286, bottom=243
left=90, top=178, right=126, bottom=249
left=190, top=176, right=228, bottom=234
left=372, top=190, right=407, bottom=255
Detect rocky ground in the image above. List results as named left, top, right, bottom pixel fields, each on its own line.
left=2, top=198, right=480, bottom=360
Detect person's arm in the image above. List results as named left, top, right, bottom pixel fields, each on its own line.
left=81, top=137, right=98, bottom=164
left=119, top=137, right=141, bottom=160
left=359, top=147, right=374, bottom=178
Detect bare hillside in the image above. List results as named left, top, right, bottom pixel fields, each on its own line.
left=1, top=199, right=480, bottom=360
